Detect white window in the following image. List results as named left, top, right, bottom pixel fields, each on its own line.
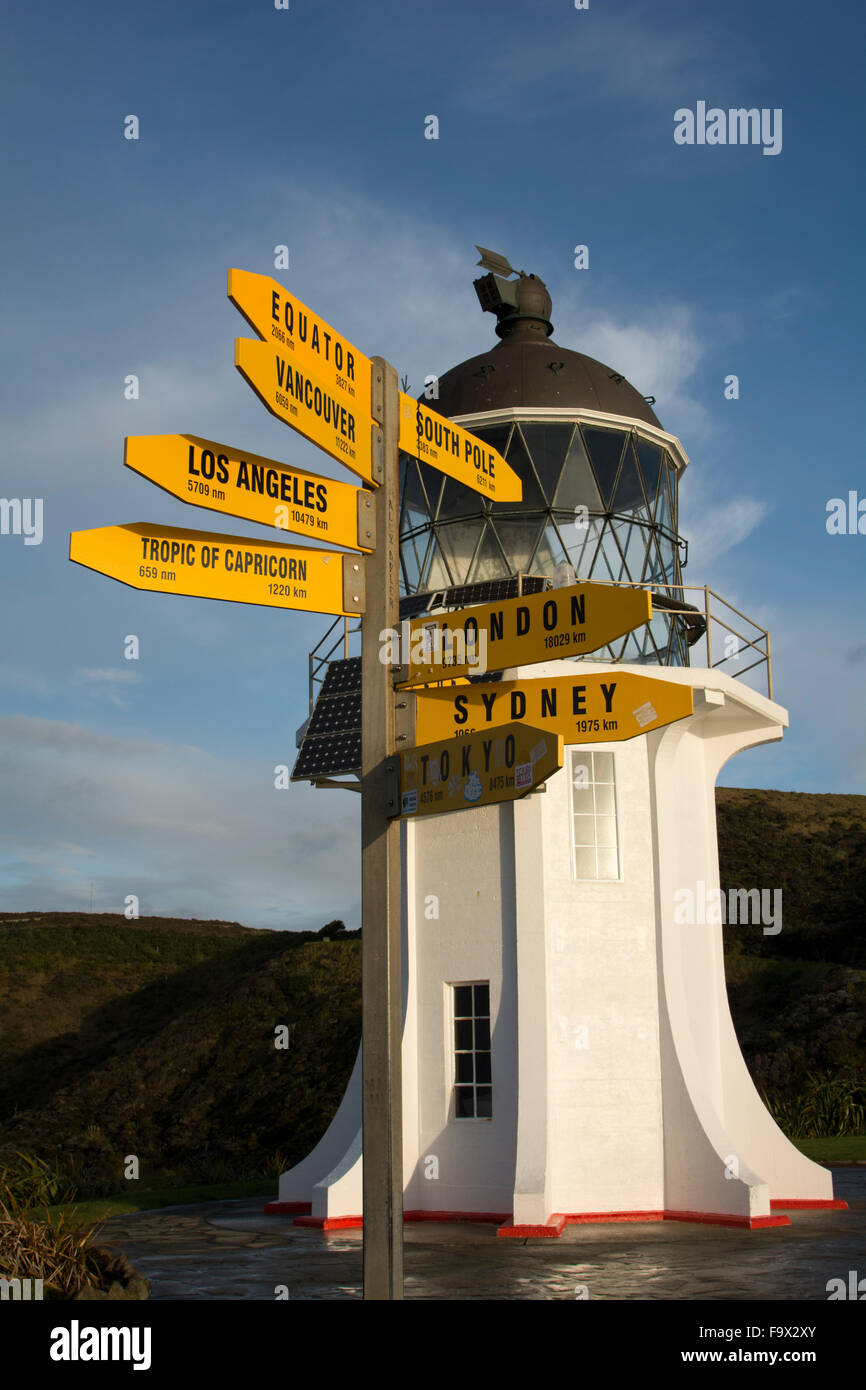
left=451, top=982, right=492, bottom=1119
left=570, top=749, right=620, bottom=880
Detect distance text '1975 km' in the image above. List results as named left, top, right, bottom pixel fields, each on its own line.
left=411, top=670, right=695, bottom=744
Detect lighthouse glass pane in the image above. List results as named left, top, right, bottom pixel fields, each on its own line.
left=636, top=439, right=663, bottom=506
left=554, top=429, right=601, bottom=510
left=492, top=518, right=544, bottom=574
left=581, top=428, right=627, bottom=506
left=521, top=423, right=575, bottom=502
left=469, top=527, right=510, bottom=583
left=469, top=423, right=513, bottom=460
left=570, top=750, right=620, bottom=880
left=611, top=439, right=646, bottom=513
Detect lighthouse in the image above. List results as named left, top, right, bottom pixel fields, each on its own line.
left=277, top=252, right=842, bottom=1235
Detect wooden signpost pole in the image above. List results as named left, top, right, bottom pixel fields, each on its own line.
left=360, top=357, right=403, bottom=1300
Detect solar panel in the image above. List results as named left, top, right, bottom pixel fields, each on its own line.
left=319, top=655, right=362, bottom=695
left=292, top=731, right=362, bottom=780
left=307, top=692, right=361, bottom=737
left=398, top=573, right=547, bottom=620
left=293, top=576, right=549, bottom=783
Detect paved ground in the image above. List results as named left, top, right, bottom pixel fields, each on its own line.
left=97, top=1170, right=865, bottom=1301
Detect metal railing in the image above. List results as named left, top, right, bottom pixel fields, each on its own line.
left=308, top=616, right=362, bottom=712
left=307, top=580, right=773, bottom=710
left=580, top=579, right=773, bottom=699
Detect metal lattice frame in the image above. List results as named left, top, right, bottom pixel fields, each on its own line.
left=399, top=417, right=690, bottom=667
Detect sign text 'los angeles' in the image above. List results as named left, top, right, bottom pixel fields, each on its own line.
left=124, top=435, right=374, bottom=551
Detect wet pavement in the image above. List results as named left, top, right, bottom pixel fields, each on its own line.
left=98, top=1170, right=866, bottom=1301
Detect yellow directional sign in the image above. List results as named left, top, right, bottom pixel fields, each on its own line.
left=398, top=394, right=522, bottom=503
left=398, top=723, right=562, bottom=818
left=228, top=267, right=521, bottom=501
left=228, top=268, right=373, bottom=422
left=124, top=434, right=374, bottom=551
left=69, top=522, right=365, bottom=617
left=411, top=670, right=694, bottom=745
left=395, top=582, right=652, bottom=685
left=235, top=337, right=379, bottom=487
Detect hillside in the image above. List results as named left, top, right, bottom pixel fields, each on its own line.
left=0, top=914, right=360, bottom=1192
left=0, top=788, right=863, bottom=1195
left=716, top=788, right=866, bottom=1111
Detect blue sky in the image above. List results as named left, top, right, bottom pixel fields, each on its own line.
left=1, top=0, right=863, bottom=928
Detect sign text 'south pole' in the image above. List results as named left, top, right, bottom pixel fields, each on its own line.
left=361, top=357, right=403, bottom=1299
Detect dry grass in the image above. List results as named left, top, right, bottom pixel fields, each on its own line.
left=0, top=1181, right=109, bottom=1297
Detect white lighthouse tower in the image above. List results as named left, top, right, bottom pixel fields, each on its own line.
left=276, top=255, right=844, bottom=1235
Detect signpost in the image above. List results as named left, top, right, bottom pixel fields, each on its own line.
left=69, top=265, right=701, bottom=1304
left=398, top=723, right=562, bottom=818
left=398, top=393, right=522, bottom=503
left=410, top=670, right=695, bottom=745
left=228, top=267, right=375, bottom=416
left=359, top=358, right=403, bottom=1300
left=395, top=582, right=653, bottom=685
left=228, top=267, right=521, bottom=503
left=234, top=337, right=380, bottom=486
left=124, top=434, right=375, bottom=551
left=69, top=522, right=366, bottom=617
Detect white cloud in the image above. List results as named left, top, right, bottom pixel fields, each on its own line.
left=680, top=495, right=769, bottom=568
left=0, top=716, right=361, bottom=929
left=554, top=298, right=711, bottom=442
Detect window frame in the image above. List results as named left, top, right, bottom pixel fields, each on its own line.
left=448, top=980, right=493, bottom=1122
left=569, top=748, right=623, bottom=882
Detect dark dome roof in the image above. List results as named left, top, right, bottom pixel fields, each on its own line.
left=425, top=263, right=662, bottom=429
left=429, top=334, right=662, bottom=428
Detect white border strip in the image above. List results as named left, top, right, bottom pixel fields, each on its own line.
left=446, top=406, right=690, bottom=473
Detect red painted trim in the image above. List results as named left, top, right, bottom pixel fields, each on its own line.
left=294, top=1214, right=363, bottom=1230
left=556, top=1210, right=665, bottom=1225
left=497, top=1208, right=793, bottom=1237
left=498, top=1216, right=566, bottom=1239
left=770, top=1199, right=849, bottom=1211
left=269, top=1201, right=842, bottom=1234
left=404, top=1210, right=511, bottom=1225
left=664, top=1209, right=789, bottom=1229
